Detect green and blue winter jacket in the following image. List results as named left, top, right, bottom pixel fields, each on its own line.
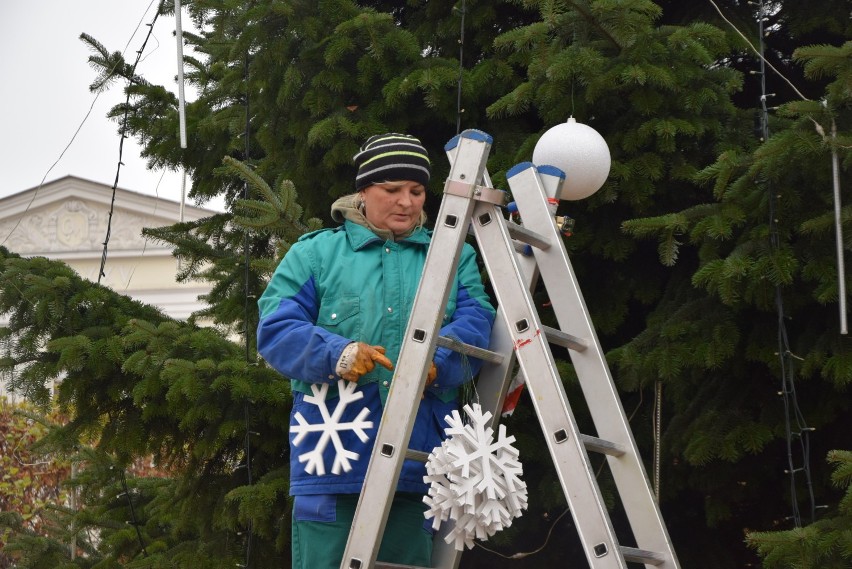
left=257, top=219, right=495, bottom=496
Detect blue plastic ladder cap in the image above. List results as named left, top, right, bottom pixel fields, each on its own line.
left=522, top=245, right=533, bottom=257
left=506, top=162, right=536, bottom=179
left=444, top=134, right=462, bottom=152
left=537, top=164, right=566, bottom=179
left=461, top=129, right=493, bottom=144
left=444, top=129, right=493, bottom=151
left=507, top=202, right=518, bottom=213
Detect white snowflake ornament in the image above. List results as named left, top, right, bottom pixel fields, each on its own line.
left=291, top=380, right=373, bottom=476
left=423, top=403, right=528, bottom=551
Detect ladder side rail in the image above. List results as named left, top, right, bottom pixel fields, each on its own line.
left=340, top=133, right=493, bottom=569
left=509, top=165, right=680, bottom=567
left=470, top=198, right=627, bottom=569
left=467, top=219, right=541, bottom=432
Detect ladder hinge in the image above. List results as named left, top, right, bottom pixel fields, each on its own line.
left=444, top=180, right=507, bottom=206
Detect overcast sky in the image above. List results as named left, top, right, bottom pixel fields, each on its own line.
left=0, top=1, right=209, bottom=207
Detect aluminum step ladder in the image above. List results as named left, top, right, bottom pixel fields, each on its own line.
left=340, top=129, right=680, bottom=569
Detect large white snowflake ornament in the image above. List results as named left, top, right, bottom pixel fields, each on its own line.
left=423, top=403, right=528, bottom=551
left=291, top=380, right=373, bottom=476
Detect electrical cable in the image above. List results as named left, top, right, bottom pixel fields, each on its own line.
left=474, top=507, right=571, bottom=559
left=755, top=0, right=816, bottom=527
left=96, top=1, right=165, bottom=558
left=653, top=380, right=662, bottom=501
left=123, top=169, right=166, bottom=293
left=119, top=468, right=148, bottom=558
left=240, top=42, right=256, bottom=569
left=455, top=0, right=466, bottom=135
left=0, top=99, right=98, bottom=248
left=707, top=0, right=809, bottom=101
left=98, top=1, right=165, bottom=285
left=710, top=0, right=850, bottom=153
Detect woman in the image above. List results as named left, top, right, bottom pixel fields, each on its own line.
left=257, top=133, right=495, bottom=568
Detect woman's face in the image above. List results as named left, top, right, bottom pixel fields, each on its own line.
left=360, top=180, right=426, bottom=236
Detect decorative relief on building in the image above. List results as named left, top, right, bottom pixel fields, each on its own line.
left=0, top=212, right=50, bottom=253
left=0, top=199, right=168, bottom=254
left=107, top=209, right=165, bottom=251
left=50, top=199, right=98, bottom=248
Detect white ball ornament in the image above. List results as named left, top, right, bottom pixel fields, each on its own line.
left=532, top=117, right=611, bottom=201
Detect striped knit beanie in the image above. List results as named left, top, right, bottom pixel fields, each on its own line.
left=353, top=133, right=431, bottom=190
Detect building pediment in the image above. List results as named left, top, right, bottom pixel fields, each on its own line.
left=0, top=175, right=215, bottom=257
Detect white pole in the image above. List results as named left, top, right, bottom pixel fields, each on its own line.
left=175, top=0, right=188, bottom=274
left=70, top=461, right=77, bottom=559
left=180, top=171, right=187, bottom=224
left=832, top=118, right=847, bottom=334
left=175, top=0, right=187, bottom=150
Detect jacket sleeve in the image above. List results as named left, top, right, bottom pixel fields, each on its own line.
left=256, top=241, right=351, bottom=384
left=429, top=243, right=496, bottom=393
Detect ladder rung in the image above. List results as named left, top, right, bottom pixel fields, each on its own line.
left=580, top=434, right=626, bottom=457
left=620, top=545, right=667, bottom=566
left=405, top=449, right=429, bottom=463
left=435, top=335, right=505, bottom=364
left=542, top=325, right=587, bottom=352
left=506, top=222, right=551, bottom=250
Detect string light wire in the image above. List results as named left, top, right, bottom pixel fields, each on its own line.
left=95, top=1, right=166, bottom=557
left=119, top=469, right=148, bottom=558
left=753, top=0, right=816, bottom=527
left=239, top=36, right=256, bottom=569
left=454, top=0, right=467, bottom=135
left=98, top=1, right=165, bottom=285
left=123, top=170, right=165, bottom=293
left=707, top=0, right=809, bottom=102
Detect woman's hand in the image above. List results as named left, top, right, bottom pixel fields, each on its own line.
left=341, top=342, right=394, bottom=382
left=426, top=362, right=437, bottom=387
left=421, top=361, right=438, bottom=399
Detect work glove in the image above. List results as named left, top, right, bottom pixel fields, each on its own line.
left=421, top=361, right=438, bottom=399
left=337, top=342, right=394, bottom=382
left=426, top=361, right=438, bottom=387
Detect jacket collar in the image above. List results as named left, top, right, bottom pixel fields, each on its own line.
left=344, top=220, right=430, bottom=250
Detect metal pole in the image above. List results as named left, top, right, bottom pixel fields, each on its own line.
left=70, top=461, right=77, bottom=559
left=179, top=171, right=187, bottom=223
left=831, top=118, right=847, bottom=334
left=175, top=0, right=188, bottom=250
left=174, top=0, right=187, bottom=149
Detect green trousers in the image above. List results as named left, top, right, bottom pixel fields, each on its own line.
left=291, top=493, right=433, bottom=569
